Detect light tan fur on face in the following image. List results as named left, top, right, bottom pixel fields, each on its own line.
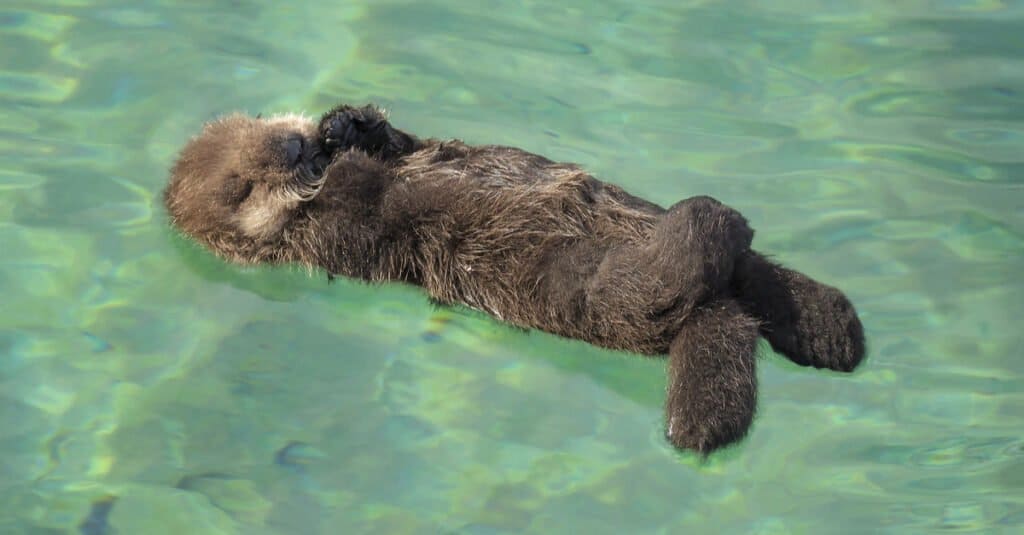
left=228, top=113, right=318, bottom=240
left=235, top=185, right=299, bottom=240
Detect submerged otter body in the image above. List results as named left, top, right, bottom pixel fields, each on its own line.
left=165, top=104, right=865, bottom=453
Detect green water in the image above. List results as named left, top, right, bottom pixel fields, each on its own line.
left=2, top=0, right=1023, bottom=533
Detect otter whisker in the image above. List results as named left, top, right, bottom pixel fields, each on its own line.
left=295, top=189, right=320, bottom=202
left=297, top=165, right=321, bottom=185
left=280, top=173, right=326, bottom=202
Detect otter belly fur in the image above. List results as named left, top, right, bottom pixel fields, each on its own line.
left=164, top=104, right=866, bottom=454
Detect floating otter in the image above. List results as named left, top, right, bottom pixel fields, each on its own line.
left=164, top=104, right=865, bottom=454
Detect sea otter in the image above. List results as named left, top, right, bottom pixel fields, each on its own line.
left=164, top=104, right=865, bottom=454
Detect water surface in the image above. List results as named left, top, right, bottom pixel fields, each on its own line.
left=2, top=0, right=1023, bottom=533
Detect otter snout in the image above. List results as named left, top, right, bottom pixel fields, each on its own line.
left=284, top=134, right=303, bottom=168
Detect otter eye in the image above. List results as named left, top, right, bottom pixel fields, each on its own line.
left=237, top=180, right=254, bottom=203
left=284, top=135, right=303, bottom=167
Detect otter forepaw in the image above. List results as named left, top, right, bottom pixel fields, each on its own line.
left=318, top=104, right=421, bottom=161
left=319, top=105, right=387, bottom=154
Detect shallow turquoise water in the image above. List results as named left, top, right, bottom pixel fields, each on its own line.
left=2, top=0, right=1023, bottom=533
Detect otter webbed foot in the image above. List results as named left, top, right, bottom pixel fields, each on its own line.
left=318, top=104, right=420, bottom=161
left=665, top=298, right=759, bottom=454
left=733, top=253, right=865, bottom=372
left=644, top=196, right=754, bottom=316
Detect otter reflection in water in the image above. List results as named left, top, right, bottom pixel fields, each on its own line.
left=164, top=104, right=865, bottom=454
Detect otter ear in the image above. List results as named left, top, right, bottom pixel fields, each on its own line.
left=234, top=185, right=298, bottom=240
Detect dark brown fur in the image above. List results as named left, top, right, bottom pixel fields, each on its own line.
left=164, top=104, right=866, bottom=454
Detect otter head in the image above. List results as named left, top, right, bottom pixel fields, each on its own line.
left=164, top=113, right=330, bottom=264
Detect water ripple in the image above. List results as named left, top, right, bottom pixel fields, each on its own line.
left=1, top=0, right=1023, bottom=532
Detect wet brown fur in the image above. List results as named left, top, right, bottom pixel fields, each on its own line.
left=165, top=104, right=866, bottom=454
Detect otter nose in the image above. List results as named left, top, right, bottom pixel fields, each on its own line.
left=284, top=135, right=303, bottom=167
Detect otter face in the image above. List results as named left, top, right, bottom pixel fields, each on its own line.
left=165, top=113, right=330, bottom=262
